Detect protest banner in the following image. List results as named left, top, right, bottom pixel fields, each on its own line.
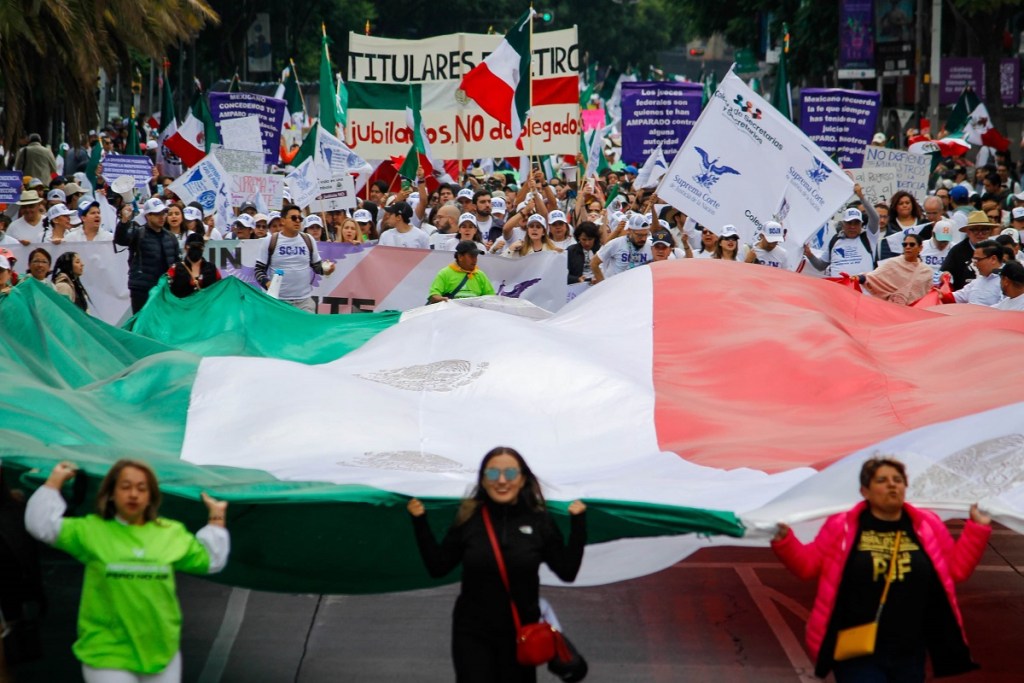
left=345, top=28, right=580, bottom=158
left=208, top=92, right=287, bottom=165
left=310, top=176, right=357, bottom=212
left=0, top=172, right=23, bottom=203
left=657, top=71, right=854, bottom=248
left=212, top=147, right=265, bottom=175
left=228, top=173, right=285, bottom=209
left=581, top=109, right=606, bottom=131
left=285, top=160, right=322, bottom=209
left=861, top=146, right=930, bottom=200
left=849, top=166, right=897, bottom=205
left=837, top=0, right=875, bottom=79
left=218, top=115, right=264, bottom=153
left=620, top=81, right=702, bottom=166
left=168, top=154, right=229, bottom=212
left=99, top=155, right=154, bottom=188
left=940, top=58, right=1022, bottom=106
left=799, top=88, right=879, bottom=168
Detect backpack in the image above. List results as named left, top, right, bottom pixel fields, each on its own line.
left=827, top=231, right=875, bottom=268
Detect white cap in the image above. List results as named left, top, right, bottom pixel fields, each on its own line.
left=233, top=213, right=255, bottom=229
left=457, top=188, right=474, bottom=201
left=269, top=211, right=281, bottom=221
left=302, top=215, right=323, bottom=229
left=658, top=219, right=670, bottom=230
left=408, top=192, right=420, bottom=202
left=548, top=210, right=568, bottom=224
left=720, top=226, right=740, bottom=240
left=1012, top=207, right=1024, bottom=222
left=47, top=203, right=76, bottom=221
left=77, top=196, right=100, bottom=215
left=764, top=220, right=784, bottom=243
left=353, top=209, right=373, bottom=223
left=627, top=214, right=652, bottom=231
left=70, top=213, right=82, bottom=227
left=1000, top=227, right=1020, bottom=244
left=871, top=132, right=886, bottom=144
left=146, top=140, right=159, bottom=150
left=842, top=208, right=863, bottom=223
left=46, top=189, right=66, bottom=203
left=491, top=197, right=507, bottom=214
left=458, top=212, right=478, bottom=226
left=142, top=197, right=167, bottom=215
left=183, top=206, right=203, bottom=222
left=527, top=213, right=547, bottom=226
left=0, top=256, right=9, bottom=270
left=933, top=219, right=954, bottom=242
left=254, top=213, right=269, bottom=224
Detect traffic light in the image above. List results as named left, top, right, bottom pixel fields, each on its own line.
left=539, top=9, right=554, bottom=23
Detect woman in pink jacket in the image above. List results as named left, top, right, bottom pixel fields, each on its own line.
left=771, top=457, right=991, bottom=681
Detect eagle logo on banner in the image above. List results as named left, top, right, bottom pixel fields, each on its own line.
left=806, top=155, right=833, bottom=186
left=694, top=147, right=741, bottom=189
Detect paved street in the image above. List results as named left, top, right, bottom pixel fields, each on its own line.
left=22, top=525, right=1023, bottom=682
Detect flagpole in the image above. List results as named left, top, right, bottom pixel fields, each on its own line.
left=528, top=5, right=536, bottom=180
left=290, top=58, right=310, bottom=129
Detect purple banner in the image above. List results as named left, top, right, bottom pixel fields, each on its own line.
left=799, top=88, right=881, bottom=168
left=208, top=92, right=287, bottom=165
left=839, top=0, right=874, bottom=71
left=941, top=58, right=1021, bottom=105
left=620, top=82, right=703, bottom=166
left=0, top=171, right=23, bottom=203
left=940, top=58, right=983, bottom=106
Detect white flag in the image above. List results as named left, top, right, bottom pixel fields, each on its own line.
left=285, top=157, right=322, bottom=209
left=633, top=144, right=668, bottom=190
left=657, top=71, right=854, bottom=247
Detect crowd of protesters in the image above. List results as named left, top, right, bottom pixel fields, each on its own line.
left=4, top=119, right=1024, bottom=313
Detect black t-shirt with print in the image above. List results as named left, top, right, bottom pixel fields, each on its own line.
left=832, top=508, right=942, bottom=656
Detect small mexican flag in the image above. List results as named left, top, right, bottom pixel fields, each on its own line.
left=460, top=9, right=534, bottom=149
left=946, top=87, right=1010, bottom=152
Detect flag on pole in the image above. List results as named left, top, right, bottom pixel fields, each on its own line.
left=633, top=144, right=668, bottom=190
left=700, top=70, right=718, bottom=109
left=281, top=65, right=305, bottom=126
left=336, top=73, right=349, bottom=129
left=156, top=66, right=182, bottom=176
left=319, top=25, right=341, bottom=138
left=772, top=24, right=792, bottom=121
left=166, top=81, right=219, bottom=167
left=126, top=107, right=139, bottom=154
left=945, top=88, right=1011, bottom=151
left=398, top=86, right=431, bottom=180
left=460, top=9, right=535, bottom=150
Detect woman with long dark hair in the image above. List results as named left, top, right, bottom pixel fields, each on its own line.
left=408, top=447, right=586, bottom=682
left=51, top=251, right=90, bottom=312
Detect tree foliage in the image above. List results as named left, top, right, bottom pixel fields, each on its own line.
left=0, top=0, right=218, bottom=148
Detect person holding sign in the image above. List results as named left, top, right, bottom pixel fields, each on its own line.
left=803, top=206, right=879, bottom=278
left=771, top=457, right=990, bottom=681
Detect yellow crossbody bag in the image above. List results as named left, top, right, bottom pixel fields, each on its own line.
left=834, top=530, right=902, bottom=662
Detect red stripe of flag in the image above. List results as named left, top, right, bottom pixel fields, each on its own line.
left=532, top=75, right=578, bottom=106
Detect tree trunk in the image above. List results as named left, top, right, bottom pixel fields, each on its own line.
left=980, top=6, right=1013, bottom=132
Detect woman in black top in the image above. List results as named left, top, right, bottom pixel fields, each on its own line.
left=408, top=446, right=586, bottom=683
left=566, top=222, right=601, bottom=284
left=167, top=232, right=221, bottom=298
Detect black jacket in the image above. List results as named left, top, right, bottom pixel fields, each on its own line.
left=566, top=243, right=595, bottom=284
left=167, top=259, right=221, bottom=298
left=939, top=237, right=977, bottom=291
left=114, top=221, right=182, bottom=292
left=413, top=499, right=586, bottom=634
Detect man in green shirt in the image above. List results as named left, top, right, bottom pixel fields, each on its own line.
left=428, top=240, right=496, bottom=303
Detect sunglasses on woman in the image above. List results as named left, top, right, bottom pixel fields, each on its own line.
left=484, top=467, right=521, bottom=482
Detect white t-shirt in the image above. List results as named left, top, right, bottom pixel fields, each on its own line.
left=919, top=240, right=951, bottom=282
left=750, top=245, right=789, bottom=269
left=429, top=231, right=457, bottom=249
left=551, top=236, right=575, bottom=250
left=994, top=293, right=1024, bottom=311
left=596, top=235, right=652, bottom=277
left=63, top=228, right=113, bottom=243
left=7, top=216, right=46, bottom=243
left=378, top=226, right=429, bottom=249
left=824, top=233, right=877, bottom=276
left=257, top=234, right=322, bottom=300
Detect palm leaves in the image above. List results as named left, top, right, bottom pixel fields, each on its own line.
left=0, top=0, right=218, bottom=148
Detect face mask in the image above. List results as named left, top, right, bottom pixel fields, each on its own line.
left=186, top=245, right=204, bottom=261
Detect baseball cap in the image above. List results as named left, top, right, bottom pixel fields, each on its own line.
left=454, top=240, right=482, bottom=255
left=254, top=213, right=269, bottom=224
left=932, top=219, right=954, bottom=242
left=233, top=214, right=255, bottom=229
left=146, top=140, right=159, bottom=151
left=527, top=213, right=547, bottom=227
left=548, top=210, right=568, bottom=224
left=627, top=214, right=652, bottom=231
left=651, top=228, right=675, bottom=246
left=46, top=203, right=76, bottom=221
left=624, top=165, right=638, bottom=175
left=720, top=226, right=740, bottom=240
left=1011, top=207, right=1024, bottom=222
left=871, top=133, right=886, bottom=144
left=491, top=197, right=507, bottom=215
left=268, top=211, right=281, bottom=222
left=764, top=220, right=784, bottom=243
left=0, top=255, right=9, bottom=271
left=353, top=209, right=373, bottom=223
left=183, top=206, right=203, bottom=222
left=950, top=186, right=968, bottom=202
left=77, top=196, right=100, bottom=215
left=142, top=197, right=167, bottom=215
left=239, top=201, right=257, bottom=213
left=456, top=188, right=474, bottom=201
left=46, top=189, right=66, bottom=203
left=302, top=215, right=324, bottom=229
left=383, top=201, right=413, bottom=221
left=1013, top=191, right=1024, bottom=202
left=842, top=208, right=863, bottom=223
left=1000, top=227, right=1020, bottom=244
left=458, top=212, right=478, bottom=226
left=63, top=182, right=84, bottom=197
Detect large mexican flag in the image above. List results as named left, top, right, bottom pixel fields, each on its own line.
left=3, top=262, right=1024, bottom=594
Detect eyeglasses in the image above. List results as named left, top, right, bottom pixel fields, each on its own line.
left=901, top=242, right=918, bottom=247
left=29, top=259, right=50, bottom=265
left=286, top=215, right=302, bottom=221
left=484, top=467, right=520, bottom=482
left=972, top=254, right=994, bottom=261
left=721, top=236, right=738, bottom=241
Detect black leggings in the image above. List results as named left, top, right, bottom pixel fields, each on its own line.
left=452, top=625, right=536, bottom=683
left=130, top=289, right=149, bottom=314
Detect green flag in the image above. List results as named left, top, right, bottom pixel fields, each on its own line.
left=291, top=121, right=320, bottom=169
left=945, top=87, right=981, bottom=137
left=772, top=24, right=792, bottom=121
left=85, top=140, right=102, bottom=190
left=701, top=70, right=718, bottom=109
left=190, top=84, right=220, bottom=152
left=337, top=73, right=349, bottom=128
left=283, top=64, right=304, bottom=117
left=126, top=107, right=138, bottom=154
left=319, top=26, right=341, bottom=137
